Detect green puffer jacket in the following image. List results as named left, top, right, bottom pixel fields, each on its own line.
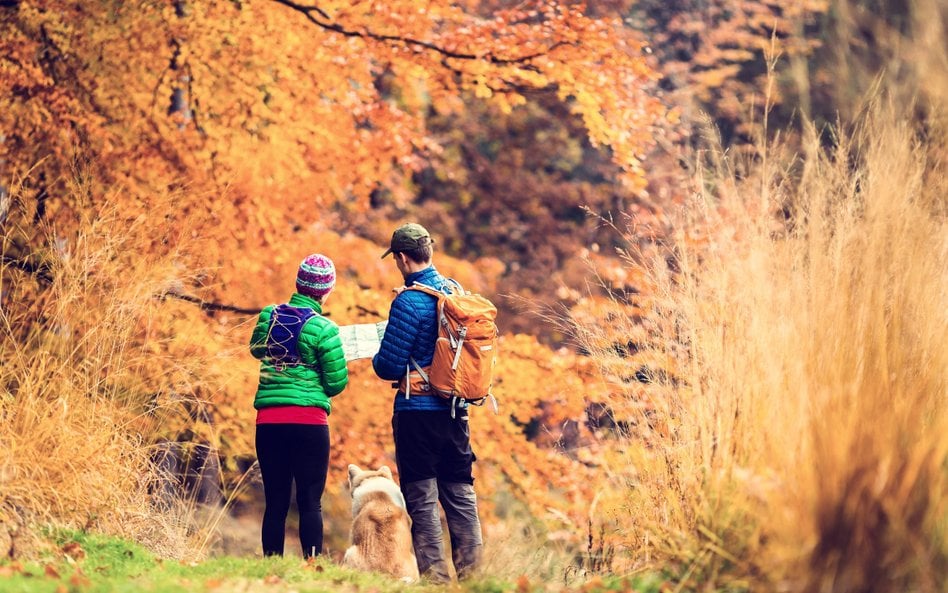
left=249, top=293, right=348, bottom=412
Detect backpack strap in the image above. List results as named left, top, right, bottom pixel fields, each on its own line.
left=399, top=283, right=443, bottom=334
left=393, top=285, right=440, bottom=399
left=398, top=280, right=463, bottom=413
left=402, top=357, right=431, bottom=399
left=405, top=282, right=462, bottom=344
left=404, top=281, right=445, bottom=297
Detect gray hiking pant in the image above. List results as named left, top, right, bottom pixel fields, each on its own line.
left=403, top=478, right=483, bottom=582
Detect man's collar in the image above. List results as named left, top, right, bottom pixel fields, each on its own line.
left=405, top=265, right=435, bottom=285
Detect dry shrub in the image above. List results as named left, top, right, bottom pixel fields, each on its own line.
left=0, top=182, right=222, bottom=559
left=477, top=492, right=577, bottom=585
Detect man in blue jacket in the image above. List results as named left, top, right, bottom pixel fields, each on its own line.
left=372, top=223, right=483, bottom=583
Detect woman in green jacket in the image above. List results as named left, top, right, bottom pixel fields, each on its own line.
left=249, top=254, right=348, bottom=558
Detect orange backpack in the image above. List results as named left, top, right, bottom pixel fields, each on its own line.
left=398, top=281, right=499, bottom=416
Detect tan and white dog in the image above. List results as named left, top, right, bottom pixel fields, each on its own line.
left=342, top=464, right=419, bottom=582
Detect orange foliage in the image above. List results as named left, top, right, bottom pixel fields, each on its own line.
left=2, top=0, right=667, bottom=342
left=630, top=0, right=829, bottom=143
left=401, top=91, right=671, bottom=342
left=1, top=0, right=667, bottom=552
left=1, top=1, right=663, bottom=235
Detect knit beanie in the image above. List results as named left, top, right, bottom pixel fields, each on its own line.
left=296, top=254, right=336, bottom=300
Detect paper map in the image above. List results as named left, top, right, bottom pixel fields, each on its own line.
left=339, top=321, right=388, bottom=361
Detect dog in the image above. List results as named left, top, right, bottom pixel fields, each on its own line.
left=342, top=464, right=419, bottom=582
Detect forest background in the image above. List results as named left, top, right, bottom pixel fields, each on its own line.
left=0, top=1, right=945, bottom=592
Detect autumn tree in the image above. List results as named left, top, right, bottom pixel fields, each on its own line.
left=378, top=91, right=663, bottom=341
left=624, top=0, right=829, bottom=146
left=0, top=0, right=666, bottom=558
left=1, top=1, right=663, bottom=264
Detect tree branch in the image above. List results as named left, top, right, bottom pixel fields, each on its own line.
left=271, top=0, right=329, bottom=21
left=161, top=292, right=261, bottom=315
left=269, top=0, right=570, bottom=65
left=353, top=304, right=382, bottom=318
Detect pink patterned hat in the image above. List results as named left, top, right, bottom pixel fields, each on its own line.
left=296, top=254, right=336, bottom=299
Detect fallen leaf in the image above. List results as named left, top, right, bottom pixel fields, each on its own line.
left=0, top=565, right=21, bottom=577
left=44, top=564, right=60, bottom=578
left=70, top=571, right=91, bottom=587
left=303, top=557, right=324, bottom=572
left=62, top=542, right=86, bottom=561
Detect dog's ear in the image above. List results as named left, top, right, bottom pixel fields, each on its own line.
left=378, top=465, right=392, bottom=480
left=348, top=464, right=361, bottom=485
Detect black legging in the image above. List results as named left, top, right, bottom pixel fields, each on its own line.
left=255, top=423, right=330, bottom=557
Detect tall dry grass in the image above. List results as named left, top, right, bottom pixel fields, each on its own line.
left=575, top=2, right=948, bottom=590
left=0, top=181, right=233, bottom=559
left=585, top=94, right=947, bottom=593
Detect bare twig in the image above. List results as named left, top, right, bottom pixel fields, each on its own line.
left=161, top=292, right=261, bottom=315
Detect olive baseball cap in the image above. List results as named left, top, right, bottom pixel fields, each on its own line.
left=381, top=223, right=434, bottom=258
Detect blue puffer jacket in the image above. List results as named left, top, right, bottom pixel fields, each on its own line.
left=373, top=265, right=454, bottom=412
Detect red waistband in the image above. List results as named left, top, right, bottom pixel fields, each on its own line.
left=256, top=405, right=328, bottom=425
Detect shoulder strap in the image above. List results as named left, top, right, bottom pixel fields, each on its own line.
left=447, top=278, right=463, bottom=293
left=406, top=279, right=464, bottom=297
left=399, top=283, right=444, bottom=399
left=404, top=282, right=447, bottom=298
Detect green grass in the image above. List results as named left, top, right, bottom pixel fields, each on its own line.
left=0, top=530, right=422, bottom=593
left=0, top=530, right=689, bottom=593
